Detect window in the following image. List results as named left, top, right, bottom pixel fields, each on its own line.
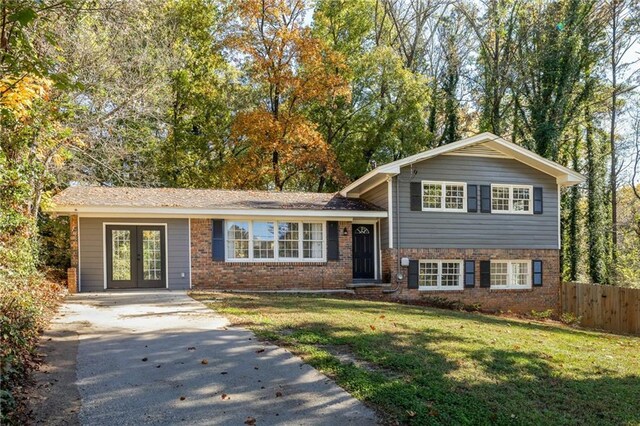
left=491, top=185, right=533, bottom=214
left=226, top=221, right=250, bottom=259
left=253, top=221, right=275, bottom=259
left=226, top=220, right=324, bottom=261
left=278, top=222, right=299, bottom=258
left=418, top=260, right=463, bottom=290
left=422, top=181, right=466, bottom=212
left=303, top=223, right=323, bottom=259
left=490, top=260, right=531, bottom=289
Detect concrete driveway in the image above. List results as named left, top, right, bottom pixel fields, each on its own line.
left=33, top=291, right=377, bottom=425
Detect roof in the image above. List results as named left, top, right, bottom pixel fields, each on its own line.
left=340, top=132, right=586, bottom=197
left=49, top=186, right=386, bottom=218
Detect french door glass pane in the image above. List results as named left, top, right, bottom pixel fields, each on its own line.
left=142, top=230, right=162, bottom=280
left=112, top=230, right=131, bottom=281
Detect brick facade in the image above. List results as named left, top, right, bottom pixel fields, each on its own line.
left=381, top=248, right=560, bottom=314
left=190, top=219, right=353, bottom=290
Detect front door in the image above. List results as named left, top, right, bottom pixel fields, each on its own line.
left=106, top=225, right=166, bottom=289
left=352, top=224, right=375, bottom=279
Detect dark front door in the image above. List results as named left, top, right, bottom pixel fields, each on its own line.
left=352, top=224, right=375, bottom=279
left=106, top=225, right=166, bottom=289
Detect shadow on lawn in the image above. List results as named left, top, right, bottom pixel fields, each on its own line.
left=272, top=321, right=640, bottom=425
left=201, top=292, right=640, bottom=425
left=208, top=292, right=604, bottom=340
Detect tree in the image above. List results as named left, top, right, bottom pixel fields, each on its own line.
left=224, top=0, right=349, bottom=190
left=462, top=0, right=520, bottom=136
left=584, top=109, right=609, bottom=283
left=603, top=0, right=640, bottom=271
left=160, top=0, right=238, bottom=188
left=513, top=0, right=603, bottom=160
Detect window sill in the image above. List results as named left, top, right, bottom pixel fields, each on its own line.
left=221, top=260, right=327, bottom=266
left=488, top=287, right=533, bottom=291
left=418, top=287, right=464, bottom=292
left=421, top=209, right=467, bottom=213
left=490, top=210, right=533, bottom=215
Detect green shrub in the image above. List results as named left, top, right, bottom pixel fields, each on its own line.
left=0, top=274, right=62, bottom=423
left=560, top=312, right=582, bottom=326
left=530, top=309, right=554, bottom=320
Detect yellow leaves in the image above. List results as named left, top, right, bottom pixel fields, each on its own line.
left=0, top=75, right=52, bottom=120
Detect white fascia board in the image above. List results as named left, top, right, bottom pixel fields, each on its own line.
left=49, top=205, right=388, bottom=219
left=339, top=132, right=586, bottom=196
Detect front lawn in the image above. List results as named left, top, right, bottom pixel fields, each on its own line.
left=191, top=292, right=640, bottom=425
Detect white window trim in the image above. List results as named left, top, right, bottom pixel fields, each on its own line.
left=418, top=259, right=464, bottom=291
left=490, top=260, right=532, bottom=290
left=225, top=220, right=326, bottom=263
left=421, top=181, right=467, bottom=213
left=490, top=184, right=534, bottom=214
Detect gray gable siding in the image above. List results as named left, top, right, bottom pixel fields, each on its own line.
left=78, top=217, right=190, bottom=292
left=394, top=155, right=559, bottom=249
left=360, top=182, right=389, bottom=248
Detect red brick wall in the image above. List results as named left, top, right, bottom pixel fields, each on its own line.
left=190, top=219, right=352, bottom=290
left=382, top=248, right=560, bottom=314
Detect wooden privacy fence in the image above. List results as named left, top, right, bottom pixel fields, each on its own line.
left=561, top=282, right=640, bottom=335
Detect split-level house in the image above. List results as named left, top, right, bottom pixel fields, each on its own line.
left=49, top=133, right=584, bottom=313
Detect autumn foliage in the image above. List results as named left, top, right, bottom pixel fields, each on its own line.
left=225, top=0, right=350, bottom=190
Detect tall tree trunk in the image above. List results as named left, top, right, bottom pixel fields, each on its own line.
left=609, top=0, right=618, bottom=277
left=586, top=112, right=608, bottom=284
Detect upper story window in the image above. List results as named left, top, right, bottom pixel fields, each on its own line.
left=490, top=260, right=531, bottom=289
left=422, top=181, right=466, bottom=212
left=227, top=220, right=325, bottom=262
left=491, top=184, right=533, bottom=214
left=419, top=260, right=463, bottom=290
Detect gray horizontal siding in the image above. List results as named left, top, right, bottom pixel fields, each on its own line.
left=79, top=217, right=190, bottom=292
left=360, top=182, right=389, bottom=248
left=394, top=155, right=559, bottom=249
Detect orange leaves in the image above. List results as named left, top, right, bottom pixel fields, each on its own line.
left=0, top=75, right=52, bottom=120
left=225, top=0, right=349, bottom=190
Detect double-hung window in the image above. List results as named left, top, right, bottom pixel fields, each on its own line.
left=422, top=181, right=466, bottom=212
left=226, top=220, right=325, bottom=261
left=491, top=184, right=533, bottom=214
left=418, top=260, right=463, bottom=290
left=490, top=260, right=531, bottom=289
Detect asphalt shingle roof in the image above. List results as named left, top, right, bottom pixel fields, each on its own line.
left=51, top=186, right=384, bottom=211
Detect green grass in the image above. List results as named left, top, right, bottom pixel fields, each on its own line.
left=191, top=292, right=640, bottom=425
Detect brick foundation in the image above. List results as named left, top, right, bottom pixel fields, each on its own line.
left=190, top=219, right=353, bottom=290
left=382, top=248, right=560, bottom=314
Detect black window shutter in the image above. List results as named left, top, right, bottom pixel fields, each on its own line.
left=467, top=185, right=478, bottom=212
left=211, top=219, right=225, bottom=261
left=408, top=260, right=419, bottom=289
left=464, top=260, right=475, bottom=287
left=480, top=185, right=491, bottom=213
left=533, top=187, right=543, bottom=214
left=327, top=221, right=340, bottom=261
left=480, top=260, right=491, bottom=288
left=410, top=182, right=422, bottom=211
left=533, top=260, right=543, bottom=286
left=467, top=185, right=478, bottom=213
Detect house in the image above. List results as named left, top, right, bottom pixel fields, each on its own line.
left=49, top=132, right=584, bottom=313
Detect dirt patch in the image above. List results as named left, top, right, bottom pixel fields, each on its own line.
left=27, top=321, right=82, bottom=425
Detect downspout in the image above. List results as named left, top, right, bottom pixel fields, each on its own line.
left=384, top=175, right=402, bottom=293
